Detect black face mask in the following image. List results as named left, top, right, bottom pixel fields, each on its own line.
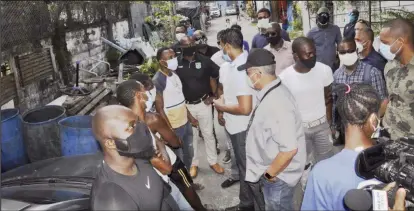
left=267, top=36, right=282, bottom=45
left=317, top=13, right=330, bottom=25
left=182, top=46, right=196, bottom=57
left=299, top=56, right=317, bottom=69
left=114, top=121, right=155, bottom=160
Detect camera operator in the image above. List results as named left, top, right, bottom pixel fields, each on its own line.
left=301, top=83, right=382, bottom=210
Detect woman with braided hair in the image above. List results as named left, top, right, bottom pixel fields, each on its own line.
left=301, top=83, right=382, bottom=211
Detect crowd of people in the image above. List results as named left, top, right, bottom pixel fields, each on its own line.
left=89, top=6, right=413, bottom=211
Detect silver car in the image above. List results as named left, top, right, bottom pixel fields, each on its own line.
left=225, top=7, right=237, bottom=16
left=210, top=6, right=221, bottom=17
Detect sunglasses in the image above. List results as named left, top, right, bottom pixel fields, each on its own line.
left=257, top=17, right=267, bottom=20
left=338, top=49, right=356, bottom=55
left=264, top=32, right=277, bottom=37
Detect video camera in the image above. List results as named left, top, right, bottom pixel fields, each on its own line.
left=355, top=136, right=414, bottom=203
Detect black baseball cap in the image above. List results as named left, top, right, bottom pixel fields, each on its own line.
left=237, top=48, right=276, bottom=71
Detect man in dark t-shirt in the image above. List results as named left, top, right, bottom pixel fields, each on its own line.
left=90, top=105, right=179, bottom=211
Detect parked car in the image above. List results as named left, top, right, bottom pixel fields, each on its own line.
left=225, top=6, right=237, bottom=16
left=210, top=6, right=221, bottom=17
left=1, top=153, right=103, bottom=211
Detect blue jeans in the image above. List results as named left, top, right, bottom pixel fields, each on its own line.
left=174, top=121, right=194, bottom=169
left=261, top=177, right=294, bottom=211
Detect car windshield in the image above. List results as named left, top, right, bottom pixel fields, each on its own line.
left=211, top=7, right=218, bottom=11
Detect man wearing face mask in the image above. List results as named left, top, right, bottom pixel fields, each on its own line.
left=379, top=18, right=414, bottom=140
left=332, top=38, right=387, bottom=146
left=116, top=80, right=207, bottom=211
left=307, top=7, right=342, bottom=70
left=355, top=27, right=387, bottom=76
left=279, top=37, right=334, bottom=191
left=264, top=22, right=294, bottom=75
left=175, top=36, right=224, bottom=177
left=251, top=8, right=290, bottom=49
left=343, top=9, right=359, bottom=39
left=91, top=105, right=179, bottom=211
left=302, top=83, right=382, bottom=211
left=213, top=28, right=256, bottom=211
left=239, top=48, right=306, bottom=211
left=172, top=24, right=188, bottom=57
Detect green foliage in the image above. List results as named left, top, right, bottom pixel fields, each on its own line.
left=246, top=3, right=256, bottom=19
left=304, top=1, right=324, bottom=15
left=137, top=58, right=159, bottom=78
left=289, top=30, right=304, bottom=40
left=292, top=2, right=303, bottom=31
left=106, top=48, right=121, bottom=62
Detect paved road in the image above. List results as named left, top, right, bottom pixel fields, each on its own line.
left=195, top=14, right=344, bottom=210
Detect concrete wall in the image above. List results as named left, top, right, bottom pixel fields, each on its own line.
left=130, top=2, right=149, bottom=38
left=66, top=19, right=130, bottom=80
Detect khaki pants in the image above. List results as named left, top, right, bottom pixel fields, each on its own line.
left=187, top=102, right=217, bottom=166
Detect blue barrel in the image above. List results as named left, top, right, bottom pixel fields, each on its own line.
left=58, top=115, right=100, bottom=156
left=22, top=105, right=66, bottom=162
left=1, top=109, right=28, bottom=172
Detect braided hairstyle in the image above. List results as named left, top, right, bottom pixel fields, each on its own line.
left=334, top=83, right=380, bottom=127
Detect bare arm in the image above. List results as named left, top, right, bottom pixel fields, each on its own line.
left=217, top=82, right=224, bottom=97
left=155, top=92, right=173, bottom=129
left=150, top=134, right=172, bottom=175
left=210, top=77, right=218, bottom=97
left=219, top=95, right=252, bottom=116
left=379, top=99, right=389, bottom=117
left=146, top=113, right=181, bottom=148
left=324, top=84, right=333, bottom=125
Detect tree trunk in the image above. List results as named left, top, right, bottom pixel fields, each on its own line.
left=270, top=0, right=279, bottom=22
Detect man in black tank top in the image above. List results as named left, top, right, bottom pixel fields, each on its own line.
left=90, top=105, right=179, bottom=210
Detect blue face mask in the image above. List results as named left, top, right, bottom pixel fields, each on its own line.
left=379, top=39, right=402, bottom=61
left=349, top=15, right=357, bottom=23
left=222, top=50, right=232, bottom=62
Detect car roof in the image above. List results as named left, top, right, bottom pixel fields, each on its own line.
left=2, top=153, right=103, bottom=182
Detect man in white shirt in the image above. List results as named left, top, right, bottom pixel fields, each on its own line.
left=279, top=37, right=335, bottom=188
left=211, top=30, right=240, bottom=188
left=213, top=28, right=256, bottom=211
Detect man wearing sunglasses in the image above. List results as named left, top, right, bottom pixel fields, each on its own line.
left=251, top=8, right=290, bottom=49
left=264, top=22, right=294, bottom=75
left=332, top=38, right=387, bottom=145
left=307, top=7, right=342, bottom=71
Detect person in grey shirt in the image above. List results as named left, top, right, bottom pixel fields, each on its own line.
left=307, top=7, right=342, bottom=70
left=238, top=49, right=306, bottom=211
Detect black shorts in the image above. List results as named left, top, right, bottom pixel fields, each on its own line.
left=169, top=158, right=193, bottom=191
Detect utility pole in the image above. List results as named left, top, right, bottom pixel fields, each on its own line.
left=368, top=0, right=372, bottom=24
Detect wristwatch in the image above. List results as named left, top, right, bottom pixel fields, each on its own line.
left=264, top=172, right=275, bottom=180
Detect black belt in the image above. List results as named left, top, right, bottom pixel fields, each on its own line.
left=186, top=94, right=209, bottom=105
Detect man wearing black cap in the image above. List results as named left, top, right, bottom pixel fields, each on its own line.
left=343, top=9, right=359, bottom=39
left=307, top=7, right=342, bottom=70
left=239, top=49, right=306, bottom=211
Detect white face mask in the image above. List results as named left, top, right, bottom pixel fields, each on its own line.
left=379, top=40, right=402, bottom=61
left=176, top=33, right=186, bottom=41
left=371, top=116, right=382, bottom=139
left=356, top=41, right=366, bottom=53
left=246, top=73, right=259, bottom=89
left=145, top=88, right=156, bottom=112
left=339, top=52, right=358, bottom=66
left=257, top=18, right=270, bottom=30
left=166, top=57, right=178, bottom=71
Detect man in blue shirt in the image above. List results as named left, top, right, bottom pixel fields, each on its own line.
left=307, top=7, right=342, bottom=70
left=251, top=8, right=290, bottom=49
left=355, top=26, right=387, bottom=77
left=301, top=83, right=382, bottom=210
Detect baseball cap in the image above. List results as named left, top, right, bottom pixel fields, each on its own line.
left=237, top=48, right=276, bottom=71
left=317, top=7, right=330, bottom=15
left=350, top=9, right=359, bottom=16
